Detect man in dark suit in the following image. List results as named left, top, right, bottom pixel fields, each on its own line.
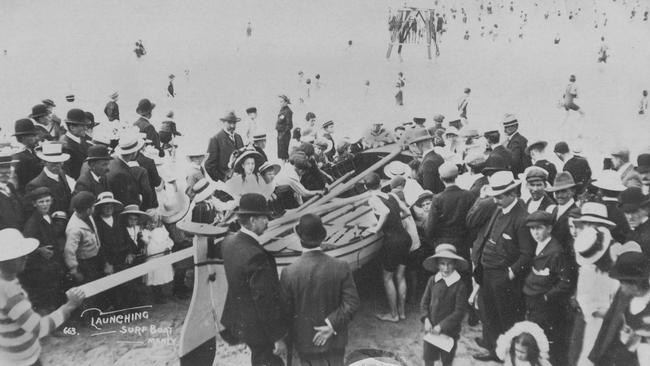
left=205, top=111, right=244, bottom=182
left=525, top=140, right=558, bottom=184
left=220, top=194, right=287, bottom=366
left=0, top=152, right=25, bottom=230
left=545, top=172, right=580, bottom=259
left=523, top=166, right=555, bottom=213
left=591, top=170, right=631, bottom=243
left=503, top=114, right=530, bottom=176
left=406, top=128, right=444, bottom=193
left=554, top=141, right=592, bottom=193
left=136, top=150, right=162, bottom=192
left=276, top=95, right=293, bottom=161
left=60, top=108, right=91, bottom=180
left=484, top=130, right=513, bottom=171
left=472, top=171, right=535, bottom=361
left=133, top=98, right=163, bottom=157
left=106, top=137, right=156, bottom=210
left=12, top=119, right=43, bottom=194
left=252, top=133, right=269, bottom=162
left=619, top=187, right=650, bottom=260
left=104, top=92, right=120, bottom=121
left=74, top=145, right=111, bottom=196
left=280, top=214, right=360, bottom=365
left=26, top=142, right=73, bottom=214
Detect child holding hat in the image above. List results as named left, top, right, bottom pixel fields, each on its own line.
left=420, top=244, right=468, bottom=366
left=0, top=228, right=85, bottom=366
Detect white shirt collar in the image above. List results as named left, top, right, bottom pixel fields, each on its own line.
left=528, top=197, right=543, bottom=213
left=90, top=171, right=101, bottom=182
left=240, top=227, right=261, bottom=243
left=43, top=167, right=59, bottom=181
left=434, top=270, right=461, bottom=287
left=502, top=198, right=518, bottom=214
left=302, top=247, right=323, bottom=253
left=65, top=131, right=82, bottom=144
left=557, top=198, right=575, bottom=218
left=535, top=236, right=553, bottom=255
left=43, top=214, right=52, bottom=224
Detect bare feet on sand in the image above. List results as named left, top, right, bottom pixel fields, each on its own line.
left=375, top=313, right=399, bottom=322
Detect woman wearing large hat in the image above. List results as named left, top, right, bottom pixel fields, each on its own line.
left=224, top=148, right=266, bottom=204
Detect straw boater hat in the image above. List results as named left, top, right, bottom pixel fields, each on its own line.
left=120, top=204, right=148, bottom=219
left=110, top=92, right=119, bottom=100
left=93, top=191, right=124, bottom=211
left=65, top=95, right=75, bottom=102
left=114, top=133, right=145, bottom=155
left=192, top=178, right=222, bottom=202
left=545, top=171, right=577, bottom=192
left=484, top=171, right=521, bottom=196
left=0, top=229, right=39, bottom=262
left=383, top=161, right=409, bottom=179
left=252, top=133, right=267, bottom=143
left=444, top=127, right=461, bottom=137
left=0, top=148, right=18, bottom=165
left=502, top=113, right=519, bottom=128
left=294, top=213, right=327, bottom=248
left=220, top=111, right=241, bottom=123
left=35, top=142, right=70, bottom=163
left=259, top=161, right=281, bottom=176
left=185, top=144, right=207, bottom=157
left=413, top=117, right=426, bottom=125
left=235, top=193, right=272, bottom=216
left=592, top=170, right=626, bottom=192
left=433, top=114, right=445, bottom=124
left=322, top=120, right=334, bottom=129
left=574, top=202, right=616, bottom=227
left=41, top=99, right=56, bottom=108
left=423, top=244, right=469, bottom=272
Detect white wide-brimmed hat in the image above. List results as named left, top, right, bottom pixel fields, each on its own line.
left=383, top=161, right=410, bottom=179
left=119, top=204, right=148, bottom=219
left=259, top=161, right=281, bottom=176
left=0, top=228, right=39, bottom=261
left=574, top=226, right=614, bottom=265
left=573, top=202, right=616, bottom=227
left=114, top=134, right=145, bottom=155
left=484, top=171, right=521, bottom=197
left=35, top=142, right=70, bottom=163
left=591, top=170, right=626, bottom=192
left=93, top=191, right=124, bottom=211
left=423, top=244, right=469, bottom=272
left=192, top=178, right=225, bottom=203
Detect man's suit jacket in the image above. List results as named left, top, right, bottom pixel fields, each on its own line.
left=280, top=250, right=360, bottom=355
left=134, top=117, right=162, bottom=156
left=604, top=199, right=631, bottom=244
left=419, top=150, right=445, bottom=194
left=489, top=145, right=513, bottom=171
left=74, top=169, right=109, bottom=197
left=12, top=148, right=43, bottom=194
left=220, top=231, right=287, bottom=345
left=106, top=157, right=156, bottom=210
left=525, top=194, right=555, bottom=213
left=472, top=199, right=535, bottom=277
left=547, top=202, right=579, bottom=253
left=136, top=153, right=162, bottom=190
left=60, top=134, right=89, bottom=180
left=25, top=171, right=72, bottom=214
left=468, top=175, right=488, bottom=198
left=426, top=185, right=475, bottom=254
left=506, top=132, right=530, bottom=176
left=535, top=159, right=557, bottom=185
left=205, top=130, right=243, bottom=182
left=0, top=184, right=25, bottom=230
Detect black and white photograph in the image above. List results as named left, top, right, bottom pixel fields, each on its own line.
left=1, top=0, right=650, bottom=365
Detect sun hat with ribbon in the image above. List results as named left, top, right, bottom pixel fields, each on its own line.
left=231, top=148, right=263, bottom=172
left=423, top=244, right=469, bottom=272
left=159, top=183, right=191, bottom=224
left=120, top=204, right=149, bottom=219
left=0, top=229, right=39, bottom=262
left=259, top=161, right=281, bottom=176
left=484, top=171, right=521, bottom=197
left=93, top=191, right=124, bottom=211
left=35, top=142, right=70, bottom=163
left=192, top=178, right=222, bottom=203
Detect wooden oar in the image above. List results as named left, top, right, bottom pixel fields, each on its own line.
left=295, top=171, right=355, bottom=213
left=311, top=147, right=402, bottom=208
left=268, top=191, right=370, bottom=229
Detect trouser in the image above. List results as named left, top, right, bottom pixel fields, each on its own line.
left=526, top=295, right=565, bottom=365
left=299, top=349, right=345, bottom=366
left=249, top=343, right=284, bottom=366
left=480, top=268, right=525, bottom=352
left=277, top=131, right=291, bottom=160
left=423, top=339, right=457, bottom=366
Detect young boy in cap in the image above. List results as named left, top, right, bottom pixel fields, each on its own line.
left=523, top=211, right=573, bottom=365
left=279, top=214, right=360, bottom=365
left=0, top=228, right=85, bottom=366
left=420, top=244, right=468, bottom=366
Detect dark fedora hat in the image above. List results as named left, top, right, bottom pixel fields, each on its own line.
left=618, top=187, right=650, bottom=213
left=235, top=193, right=272, bottom=216
left=84, top=111, right=99, bottom=127
left=554, top=141, right=570, bottom=154
left=29, top=104, right=49, bottom=119
left=481, top=154, right=508, bottom=175
left=546, top=171, right=577, bottom=192
left=136, top=98, right=156, bottom=115
left=65, top=108, right=88, bottom=125
left=294, top=214, right=327, bottom=248
left=13, top=118, right=38, bottom=136
left=413, top=117, right=426, bottom=124
left=525, top=140, right=548, bottom=156
left=525, top=211, right=554, bottom=227
left=85, top=145, right=112, bottom=162
left=609, top=249, right=650, bottom=281
left=220, top=111, right=241, bottom=123
left=637, top=153, right=650, bottom=174
left=246, top=107, right=257, bottom=114
left=65, top=94, right=75, bottom=102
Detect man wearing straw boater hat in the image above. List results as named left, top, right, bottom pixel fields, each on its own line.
left=12, top=118, right=43, bottom=194
left=104, top=91, right=120, bottom=121
left=502, top=113, right=530, bottom=176
left=407, top=128, right=445, bottom=194
left=26, top=141, right=73, bottom=214
left=73, top=145, right=112, bottom=196
left=0, top=228, right=85, bottom=366
left=279, top=214, right=360, bottom=366
left=276, top=95, right=293, bottom=161
left=106, top=133, right=156, bottom=210
left=220, top=193, right=287, bottom=365
left=0, top=148, right=24, bottom=230
left=252, top=132, right=269, bottom=162
left=205, top=111, right=244, bottom=182
left=591, top=170, right=631, bottom=243
left=60, top=108, right=91, bottom=180
left=134, top=98, right=163, bottom=157
left=472, top=170, right=535, bottom=362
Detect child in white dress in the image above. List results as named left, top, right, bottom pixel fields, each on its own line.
left=142, top=210, right=174, bottom=303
